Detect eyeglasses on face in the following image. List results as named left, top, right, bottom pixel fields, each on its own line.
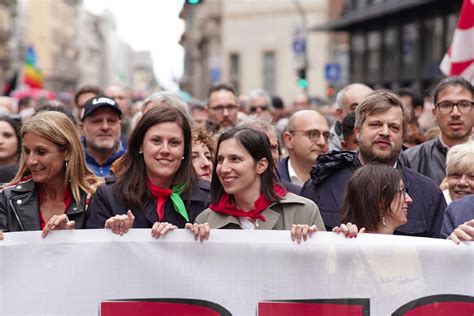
left=435, top=100, right=473, bottom=114
left=249, top=105, right=269, bottom=113
left=290, top=129, right=333, bottom=142
left=209, top=104, right=239, bottom=113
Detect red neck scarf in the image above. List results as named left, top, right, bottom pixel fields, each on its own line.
left=209, top=184, right=286, bottom=221
left=146, top=177, right=173, bottom=221
left=38, top=188, right=73, bottom=229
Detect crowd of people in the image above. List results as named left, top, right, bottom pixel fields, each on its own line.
left=0, top=77, right=472, bottom=245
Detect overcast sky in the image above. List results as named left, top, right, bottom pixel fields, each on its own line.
left=84, top=0, right=185, bottom=91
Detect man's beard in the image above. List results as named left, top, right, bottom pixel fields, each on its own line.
left=90, top=139, right=118, bottom=154
left=358, top=140, right=401, bottom=165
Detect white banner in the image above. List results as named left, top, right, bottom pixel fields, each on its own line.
left=1, top=230, right=473, bottom=315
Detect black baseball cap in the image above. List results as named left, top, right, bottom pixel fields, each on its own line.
left=81, top=95, right=122, bottom=121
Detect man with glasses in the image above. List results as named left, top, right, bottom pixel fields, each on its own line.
left=248, top=88, right=273, bottom=121
left=280, top=110, right=331, bottom=186
left=301, top=90, right=446, bottom=238
left=401, top=77, right=474, bottom=185
left=206, top=82, right=240, bottom=132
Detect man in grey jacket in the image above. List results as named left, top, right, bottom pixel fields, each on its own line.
left=401, top=77, right=473, bottom=185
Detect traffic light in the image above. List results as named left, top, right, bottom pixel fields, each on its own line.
left=185, top=0, right=203, bottom=4
left=297, top=68, right=308, bottom=90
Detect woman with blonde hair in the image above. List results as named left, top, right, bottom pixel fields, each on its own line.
left=442, top=142, right=474, bottom=204
left=0, top=111, right=99, bottom=237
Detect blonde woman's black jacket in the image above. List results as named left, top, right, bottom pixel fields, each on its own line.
left=86, top=177, right=210, bottom=229
left=0, top=177, right=90, bottom=232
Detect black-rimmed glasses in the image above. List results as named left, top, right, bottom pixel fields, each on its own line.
left=435, top=100, right=473, bottom=114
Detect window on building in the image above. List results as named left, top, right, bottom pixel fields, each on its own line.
left=401, top=22, right=420, bottom=79
left=383, top=26, right=398, bottom=82
left=351, top=32, right=365, bottom=82
left=367, top=31, right=381, bottom=83
left=263, top=51, right=276, bottom=95
left=445, top=13, right=457, bottom=49
left=422, top=16, right=443, bottom=77
left=229, top=53, right=240, bottom=94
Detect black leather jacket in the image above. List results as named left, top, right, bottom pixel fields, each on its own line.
left=0, top=178, right=90, bottom=232
left=400, top=138, right=448, bottom=186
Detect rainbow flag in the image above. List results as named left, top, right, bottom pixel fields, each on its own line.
left=23, top=46, right=43, bottom=88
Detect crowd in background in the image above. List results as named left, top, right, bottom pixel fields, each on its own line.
left=0, top=76, right=472, bottom=244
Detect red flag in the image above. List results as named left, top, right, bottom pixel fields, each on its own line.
left=440, top=0, right=474, bottom=83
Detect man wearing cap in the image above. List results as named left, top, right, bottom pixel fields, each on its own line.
left=79, top=95, right=126, bottom=177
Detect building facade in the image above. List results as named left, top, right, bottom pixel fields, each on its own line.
left=316, top=0, right=463, bottom=93
left=24, top=0, right=81, bottom=91
left=76, top=9, right=104, bottom=88
left=0, top=0, right=17, bottom=92
left=180, top=0, right=330, bottom=104
left=179, top=0, right=222, bottom=100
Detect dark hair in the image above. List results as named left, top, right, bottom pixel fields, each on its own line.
left=433, top=76, right=474, bottom=105
left=34, top=100, right=77, bottom=126
left=341, top=111, right=356, bottom=142
left=115, top=106, right=195, bottom=208
left=340, top=164, right=402, bottom=231
left=210, top=126, right=280, bottom=204
left=0, top=115, right=21, bottom=159
left=271, top=96, right=284, bottom=109
left=18, top=96, right=33, bottom=108
left=398, top=88, right=424, bottom=109
left=207, top=82, right=236, bottom=99
left=74, top=85, right=103, bottom=106
left=188, top=99, right=206, bottom=112
left=355, top=90, right=409, bottom=137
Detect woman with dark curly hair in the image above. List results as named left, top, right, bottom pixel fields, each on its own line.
left=191, top=128, right=215, bottom=182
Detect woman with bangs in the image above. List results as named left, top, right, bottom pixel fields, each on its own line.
left=186, top=126, right=325, bottom=243
left=0, top=111, right=99, bottom=238
left=86, top=106, right=210, bottom=237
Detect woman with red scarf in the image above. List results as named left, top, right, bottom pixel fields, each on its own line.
left=186, top=126, right=325, bottom=242
left=86, top=106, right=210, bottom=236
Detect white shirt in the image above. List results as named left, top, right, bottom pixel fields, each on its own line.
left=287, top=158, right=304, bottom=186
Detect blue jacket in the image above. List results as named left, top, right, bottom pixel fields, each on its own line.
left=276, top=157, right=302, bottom=195
left=277, top=157, right=291, bottom=183
left=440, top=195, right=474, bottom=238
left=300, top=151, right=447, bottom=238
left=81, top=136, right=126, bottom=177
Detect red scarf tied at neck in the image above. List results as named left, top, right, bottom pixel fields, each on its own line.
left=146, top=178, right=188, bottom=222
left=209, top=184, right=286, bottom=221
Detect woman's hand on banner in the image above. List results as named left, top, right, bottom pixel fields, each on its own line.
left=104, top=210, right=135, bottom=235
left=185, top=223, right=210, bottom=241
left=332, top=223, right=365, bottom=238
left=151, top=222, right=177, bottom=239
left=448, top=219, right=474, bottom=244
left=42, top=214, right=75, bottom=238
left=291, top=224, right=317, bottom=243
